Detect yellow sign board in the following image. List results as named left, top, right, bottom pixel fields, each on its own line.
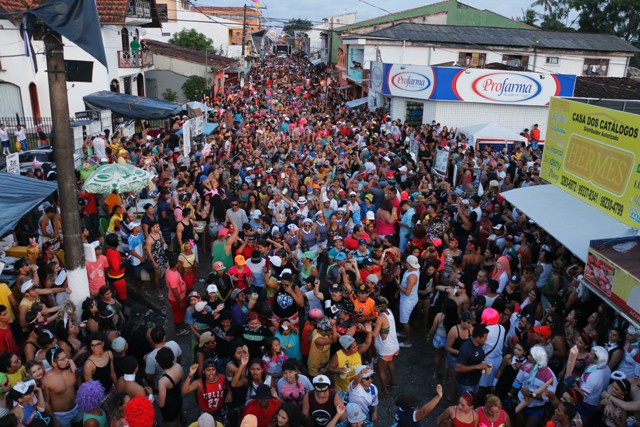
left=541, top=98, right=640, bottom=228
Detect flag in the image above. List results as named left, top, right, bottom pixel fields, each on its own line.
left=27, top=0, right=108, bottom=70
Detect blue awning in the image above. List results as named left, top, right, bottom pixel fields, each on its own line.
left=83, top=91, right=182, bottom=120
left=346, top=97, right=369, bottom=108
left=176, top=123, right=218, bottom=136
left=0, top=173, right=58, bottom=237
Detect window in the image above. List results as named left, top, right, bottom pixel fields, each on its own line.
left=502, top=54, right=529, bottom=69
left=583, top=58, right=609, bottom=76
left=458, top=52, right=486, bottom=68
left=157, top=4, right=168, bottom=22
left=179, top=0, right=189, bottom=10
left=546, top=57, right=559, bottom=64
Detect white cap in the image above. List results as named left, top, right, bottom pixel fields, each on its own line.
left=269, top=255, right=282, bottom=267
left=21, top=279, right=35, bottom=294
left=206, top=284, right=218, bottom=294
left=398, top=165, right=408, bottom=172
left=251, top=210, right=262, bottom=220
left=365, top=211, right=375, bottom=221
left=349, top=191, right=357, bottom=197
left=288, top=224, right=299, bottom=232
left=194, top=301, right=207, bottom=312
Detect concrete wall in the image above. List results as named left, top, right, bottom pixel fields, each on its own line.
left=145, top=70, right=189, bottom=102
left=387, top=95, right=550, bottom=138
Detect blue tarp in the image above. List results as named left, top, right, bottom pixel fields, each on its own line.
left=176, top=123, right=218, bottom=136
left=83, top=91, right=182, bottom=120
left=0, top=173, right=57, bottom=237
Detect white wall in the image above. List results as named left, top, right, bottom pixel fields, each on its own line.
left=144, top=9, right=243, bottom=58
left=387, top=94, right=550, bottom=138
left=358, top=41, right=631, bottom=77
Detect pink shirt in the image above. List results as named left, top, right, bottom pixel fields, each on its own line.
left=86, top=255, right=109, bottom=294
left=166, top=268, right=186, bottom=302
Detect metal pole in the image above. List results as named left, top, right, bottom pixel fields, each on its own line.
left=328, top=17, right=334, bottom=67
left=241, top=4, right=247, bottom=58
left=43, top=31, right=90, bottom=312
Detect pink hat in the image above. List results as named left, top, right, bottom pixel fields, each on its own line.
left=309, top=308, right=323, bottom=320
left=481, top=307, right=500, bottom=325
left=218, top=228, right=230, bottom=237
left=432, top=238, right=443, bottom=247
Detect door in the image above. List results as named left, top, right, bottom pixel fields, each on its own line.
left=28, top=83, right=41, bottom=123
left=136, top=73, right=145, bottom=97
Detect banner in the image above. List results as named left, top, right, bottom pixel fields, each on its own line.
left=371, top=63, right=576, bottom=106
left=6, top=153, right=20, bottom=174
left=433, top=149, right=449, bottom=176
left=584, top=237, right=640, bottom=323
left=193, top=115, right=204, bottom=137
left=182, top=120, right=191, bottom=158
left=541, top=98, right=640, bottom=228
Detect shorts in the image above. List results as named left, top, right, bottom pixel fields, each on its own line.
left=433, top=333, right=446, bottom=349
left=378, top=351, right=399, bottom=362
left=525, top=405, right=545, bottom=419
left=54, top=404, right=83, bottom=427
left=1, top=140, right=8, bottom=148
left=399, top=297, right=418, bottom=324
left=447, top=354, right=458, bottom=370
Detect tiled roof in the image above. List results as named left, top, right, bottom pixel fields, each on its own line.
left=574, top=77, right=640, bottom=100
left=360, top=22, right=639, bottom=54
left=144, top=39, right=238, bottom=69
left=0, top=0, right=152, bottom=24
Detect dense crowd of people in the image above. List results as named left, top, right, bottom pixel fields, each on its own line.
left=0, top=52, right=637, bottom=427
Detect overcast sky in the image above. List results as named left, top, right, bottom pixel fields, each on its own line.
left=196, top=0, right=537, bottom=29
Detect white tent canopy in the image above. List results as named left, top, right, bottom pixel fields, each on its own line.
left=455, top=122, right=527, bottom=146
left=502, top=185, right=635, bottom=262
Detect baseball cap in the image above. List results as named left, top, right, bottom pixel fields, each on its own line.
left=21, top=280, right=36, bottom=294
left=358, top=239, right=367, bottom=245
left=339, top=335, right=356, bottom=350
left=355, top=365, right=374, bottom=378
left=213, top=261, right=226, bottom=271
left=363, top=257, right=374, bottom=266
left=188, top=291, right=201, bottom=299
left=332, top=235, right=343, bottom=241
left=269, top=255, right=282, bottom=267
left=533, top=325, right=552, bottom=339
left=312, top=375, right=331, bottom=391
left=334, top=252, right=346, bottom=261
left=255, top=384, right=272, bottom=400
left=309, top=308, right=323, bottom=320
left=365, top=211, right=375, bottom=221
left=317, top=316, right=332, bottom=331
left=366, top=275, right=379, bottom=285
left=111, top=337, right=127, bottom=352
left=218, top=228, right=230, bottom=237
left=195, top=301, right=207, bottom=312
left=127, top=221, right=141, bottom=230
left=510, top=274, right=521, bottom=283
left=250, top=250, right=262, bottom=263
left=234, top=255, right=246, bottom=266
left=329, top=284, right=343, bottom=293
left=206, top=284, right=218, bottom=294
left=346, top=403, right=366, bottom=423
left=230, top=289, right=243, bottom=300
left=356, top=283, right=368, bottom=294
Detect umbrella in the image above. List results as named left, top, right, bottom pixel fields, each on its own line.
left=82, top=163, right=152, bottom=194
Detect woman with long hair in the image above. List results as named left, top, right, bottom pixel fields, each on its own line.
left=429, top=298, right=457, bottom=384
left=270, top=402, right=303, bottom=427
left=437, top=391, right=478, bottom=427
left=476, top=394, right=510, bottom=427
left=445, top=310, right=473, bottom=402
left=372, top=297, right=399, bottom=396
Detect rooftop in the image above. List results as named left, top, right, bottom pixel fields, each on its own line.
left=0, top=0, right=160, bottom=25
left=358, top=22, right=638, bottom=53
left=574, top=77, right=640, bottom=100
left=144, top=39, right=238, bottom=68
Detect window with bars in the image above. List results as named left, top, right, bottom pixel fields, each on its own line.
left=458, top=52, right=486, bottom=68
left=583, top=58, right=609, bottom=76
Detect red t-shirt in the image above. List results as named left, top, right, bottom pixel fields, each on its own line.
left=105, top=247, right=124, bottom=279
left=80, top=191, right=98, bottom=215
left=242, top=398, right=282, bottom=427
left=227, top=265, right=254, bottom=292
left=301, top=323, right=315, bottom=357
left=0, top=325, right=18, bottom=354
left=166, top=268, right=186, bottom=303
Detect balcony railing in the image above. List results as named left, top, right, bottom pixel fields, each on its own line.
left=127, top=0, right=152, bottom=19
left=118, top=50, right=153, bottom=68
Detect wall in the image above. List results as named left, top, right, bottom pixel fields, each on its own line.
left=388, top=96, right=549, bottom=136
left=360, top=42, right=631, bottom=78
left=145, top=70, right=188, bottom=102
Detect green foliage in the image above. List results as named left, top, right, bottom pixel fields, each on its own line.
left=169, top=29, right=215, bottom=53
left=161, top=88, right=178, bottom=102
left=182, top=75, right=208, bottom=101
left=514, top=8, right=539, bottom=27
left=530, top=0, right=570, bottom=30
left=283, top=18, right=313, bottom=37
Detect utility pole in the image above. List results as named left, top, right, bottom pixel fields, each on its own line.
left=327, top=17, right=334, bottom=68
left=240, top=4, right=248, bottom=87
left=43, top=31, right=90, bottom=312
left=241, top=4, right=248, bottom=58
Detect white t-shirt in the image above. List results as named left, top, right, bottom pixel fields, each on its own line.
left=93, top=137, right=107, bottom=159
left=145, top=341, right=182, bottom=380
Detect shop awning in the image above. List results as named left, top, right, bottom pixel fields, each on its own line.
left=310, top=58, right=323, bottom=66
left=346, top=97, right=369, bottom=108
left=502, top=185, right=635, bottom=262
left=0, top=173, right=58, bottom=237
left=83, top=91, right=182, bottom=120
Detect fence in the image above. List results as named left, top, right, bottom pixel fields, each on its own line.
left=0, top=116, right=54, bottom=152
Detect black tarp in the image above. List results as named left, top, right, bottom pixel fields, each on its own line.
left=0, top=173, right=57, bottom=237
left=83, top=91, right=183, bottom=120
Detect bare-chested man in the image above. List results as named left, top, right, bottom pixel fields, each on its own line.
left=116, top=356, right=151, bottom=399
left=42, top=347, right=82, bottom=427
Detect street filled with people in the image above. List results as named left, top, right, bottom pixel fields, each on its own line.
left=0, top=53, right=637, bottom=427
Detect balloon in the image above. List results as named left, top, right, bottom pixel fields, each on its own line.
left=255, top=3, right=260, bottom=8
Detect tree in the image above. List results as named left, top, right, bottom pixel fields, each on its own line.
left=514, top=8, right=539, bottom=27
left=283, top=18, right=313, bottom=37
left=530, top=0, right=571, bottom=30
left=161, top=88, right=178, bottom=102
left=169, top=29, right=215, bottom=53
left=182, top=75, right=208, bottom=101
